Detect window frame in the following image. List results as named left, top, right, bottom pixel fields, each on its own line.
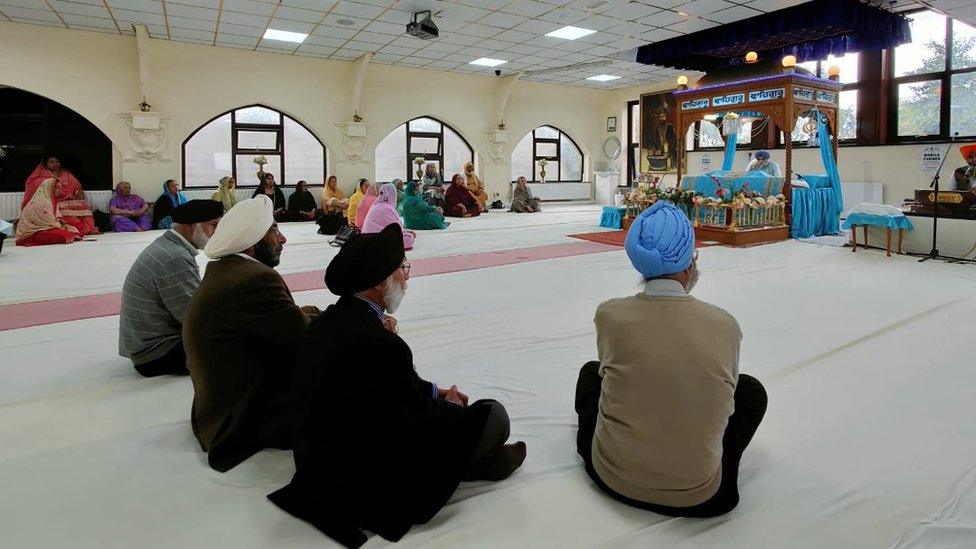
left=181, top=104, right=326, bottom=189
left=626, top=100, right=639, bottom=185
left=889, top=10, right=976, bottom=143
left=401, top=116, right=475, bottom=182
left=512, top=125, right=584, bottom=183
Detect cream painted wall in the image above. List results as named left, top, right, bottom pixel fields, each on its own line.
left=598, top=82, right=970, bottom=205
left=1, top=21, right=611, bottom=202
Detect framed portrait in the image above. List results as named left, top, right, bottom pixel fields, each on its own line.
left=639, top=90, right=684, bottom=174
left=607, top=116, right=617, bottom=133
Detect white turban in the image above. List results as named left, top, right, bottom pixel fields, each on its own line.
left=204, top=195, right=274, bottom=259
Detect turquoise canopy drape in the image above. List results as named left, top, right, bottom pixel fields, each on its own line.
left=722, top=131, right=738, bottom=171
left=791, top=110, right=843, bottom=238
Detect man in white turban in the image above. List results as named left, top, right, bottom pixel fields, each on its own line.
left=575, top=201, right=767, bottom=517
left=183, top=195, right=320, bottom=472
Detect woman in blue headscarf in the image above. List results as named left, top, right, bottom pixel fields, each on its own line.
left=153, top=179, right=188, bottom=229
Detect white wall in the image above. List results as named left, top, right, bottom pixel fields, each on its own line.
left=0, top=21, right=608, bottom=202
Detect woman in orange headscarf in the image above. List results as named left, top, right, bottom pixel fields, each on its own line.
left=464, top=162, right=488, bottom=212
left=15, top=178, right=82, bottom=246
left=23, top=154, right=99, bottom=235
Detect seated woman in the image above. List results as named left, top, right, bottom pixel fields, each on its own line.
left=420, top=163, right=446, bottom=209
left=347, top=178, right=375, bottom=228
left=403, top=181, right=449, bottom=230
left=445, top=173, right=481, bottom=218
left=511, top=176, right=542, bottom=213
left=393, top=178, right=405, bottom=215
left=109, top=181, right=151, bottom=232
left=464, top=162, right=489, bottom=213
left=354, top=181, right=379, bottom=229
left=745, top=150, right=783, bottom=177
left=212, top=176, right=238, bottom=214
left=321, top=175, right=349, bottom=215
left=252, top=173, right=290, bottom=222
left=363, top=183, right=416, bottom=250
left=15, top=178, right=82, bottom=246
left=153, top=179, right=188, bottom=229
left=23, top=154, right=99, bottom=235
left=288, top=180, right=319, bottom=222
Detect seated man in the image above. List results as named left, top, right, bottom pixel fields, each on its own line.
left=269, top=224, right=525, bottom=547
left=953, top=144, right=976, bottom=191
left=576, top=201, right=767, bottom=517
left=183, top=195, right=319, bottom=472
left=119, top=200, right=223, bottom=377
left=745, top=150, right=783, bottom=177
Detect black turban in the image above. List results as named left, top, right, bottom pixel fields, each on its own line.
left=325, top=224, right=405, bottom=296
left=172, top=199, right=223, bottom=224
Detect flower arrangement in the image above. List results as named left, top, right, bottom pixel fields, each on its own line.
left=253, top=155, right=268, bottom=166
left=414, top=156, right=426, bottom=165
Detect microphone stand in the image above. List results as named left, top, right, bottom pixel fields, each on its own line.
left=920, top=132, right=958, bottom=263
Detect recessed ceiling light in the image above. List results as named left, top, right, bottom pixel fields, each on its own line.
left=586, top=74, right=621, bottom=82
left=469, top=57, right=508, bottom=67
left=677, top=11, right=690, bottom=16
left=336, top=18, right=355, bottom=26
left=545, top=25, right=597, bottom=40
left=263, top=29, right=307, bottom=43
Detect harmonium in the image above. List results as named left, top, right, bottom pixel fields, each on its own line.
left=909, top=189, right=976, bottom=219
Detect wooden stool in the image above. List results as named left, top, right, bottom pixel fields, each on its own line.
left=850, top=225, right=904, bottom=257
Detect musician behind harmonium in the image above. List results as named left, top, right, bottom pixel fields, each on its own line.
left=953, top=144, right=976, bottom=192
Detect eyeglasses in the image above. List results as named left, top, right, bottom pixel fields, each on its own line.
left=400, top=262, right=411, bottom=276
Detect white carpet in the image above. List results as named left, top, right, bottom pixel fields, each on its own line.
left=1, top=205, right=975, bottom=548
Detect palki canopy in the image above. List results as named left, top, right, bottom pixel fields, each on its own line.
left=630, top=0, right=911, bottom=72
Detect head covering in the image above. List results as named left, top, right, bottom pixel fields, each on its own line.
left=376, top=183, right=397, bottom=206
left=204, top=195, right=274, bottom=259
left=15, top=178, right=79, bottom=242
left=213, top=177, right=238, bottom=213
left=624, top=201, right=695, bottom=280
left=405, top=180, right=419, bottom=196
left=325, top=223, right=405, bottom=296
left=173, top=199, right=223, bottom=224
left=114, top=181, right=129, bottom=196
left=960, top=144, right=976, bottom=159
left=754, top=150, right=771, bottom=160
left=161, top=180, right=188, bottom=208
left=464, top=161, right=474, bottom=173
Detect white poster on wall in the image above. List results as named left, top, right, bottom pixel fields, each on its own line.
left=700, top=154, right=712, bottom=171
left=920, top=146, right=943, bottom=172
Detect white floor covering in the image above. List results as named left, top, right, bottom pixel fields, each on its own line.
left=1, top=206, right=975, bottom=548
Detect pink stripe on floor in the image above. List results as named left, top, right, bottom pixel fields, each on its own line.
left=0, top=241, right=618, bottom=331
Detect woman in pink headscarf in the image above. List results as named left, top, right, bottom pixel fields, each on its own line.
left=23, top=154, right=99, bottom=236
left=353, top=180, right=379, bottom=229
left=15, top=178, right=82, bottom=246
left=362, top=183, right=415, bottom=250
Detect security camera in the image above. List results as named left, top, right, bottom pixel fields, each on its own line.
left=495, top=69, right=502, bottom=76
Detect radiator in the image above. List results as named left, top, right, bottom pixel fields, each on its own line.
left=840, top=181, right=883, bottom=216
left=0, top=190, right=114, bottom=220
left=512, top=183, right=592, bottom=202
left=184, top=188, right=321, bottom=207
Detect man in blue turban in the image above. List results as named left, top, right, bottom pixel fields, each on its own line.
left=575, top=201, right=767, bottom=517
left=746, top=149, right=783, bottom=177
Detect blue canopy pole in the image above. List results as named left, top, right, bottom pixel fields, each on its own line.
left=721, top=131, right=738, bottom=171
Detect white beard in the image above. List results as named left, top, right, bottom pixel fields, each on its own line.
left=190, top=224, right=211, bottom=249
left=684, top=263, right=700, bottom=293
left=383, top=277, right=406, bottom=313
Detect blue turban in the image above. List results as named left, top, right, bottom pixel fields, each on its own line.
left=624, top=201, right=695, bottom=279
left=754, top=150, right=771, bottom=160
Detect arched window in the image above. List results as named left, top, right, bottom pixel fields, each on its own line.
left=375, top=116, right=473, bottom=182
left=182, top=105, right=325, bottom=188
left=510, top=126, right=583, bottom=182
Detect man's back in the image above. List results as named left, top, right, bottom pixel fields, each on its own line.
left=592, top=290, right=741, bottom=507
left=119, top=230, right=198, bottom=364
left=183, top=255, right=307, bottom=472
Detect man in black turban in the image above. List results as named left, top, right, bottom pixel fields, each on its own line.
left=119, top=199, right=223, bottom=377
left=269, top=224, right=526, bottom=548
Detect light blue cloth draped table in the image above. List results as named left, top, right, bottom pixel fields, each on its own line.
left=792, top=110, right=844, bottom=238
left=843, top=213, right=914, bottom=231
left=600, top=206, right=626, bottom=229
left=681, top=172, right=785, bottom=198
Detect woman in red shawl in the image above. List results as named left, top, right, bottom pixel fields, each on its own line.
left=15, top=177, right=82, bottom=246
left=23, top=154, right=99, bottom=235
left=445, top=173, right=481, bottom=218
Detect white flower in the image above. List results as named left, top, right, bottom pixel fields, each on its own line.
left=253, top=155, right=268, bottom=165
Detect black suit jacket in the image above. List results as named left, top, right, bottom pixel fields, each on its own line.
left=269, top=296, right=488, bottom=548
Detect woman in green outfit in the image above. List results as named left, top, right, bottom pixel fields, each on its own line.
left=403, top=180, right=449, bottom=230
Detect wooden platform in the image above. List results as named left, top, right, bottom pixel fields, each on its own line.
left=695, top=225, right=790, bottom=246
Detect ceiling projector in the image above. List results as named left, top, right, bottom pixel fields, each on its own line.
left=406, top=10, right=439, bottom=40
